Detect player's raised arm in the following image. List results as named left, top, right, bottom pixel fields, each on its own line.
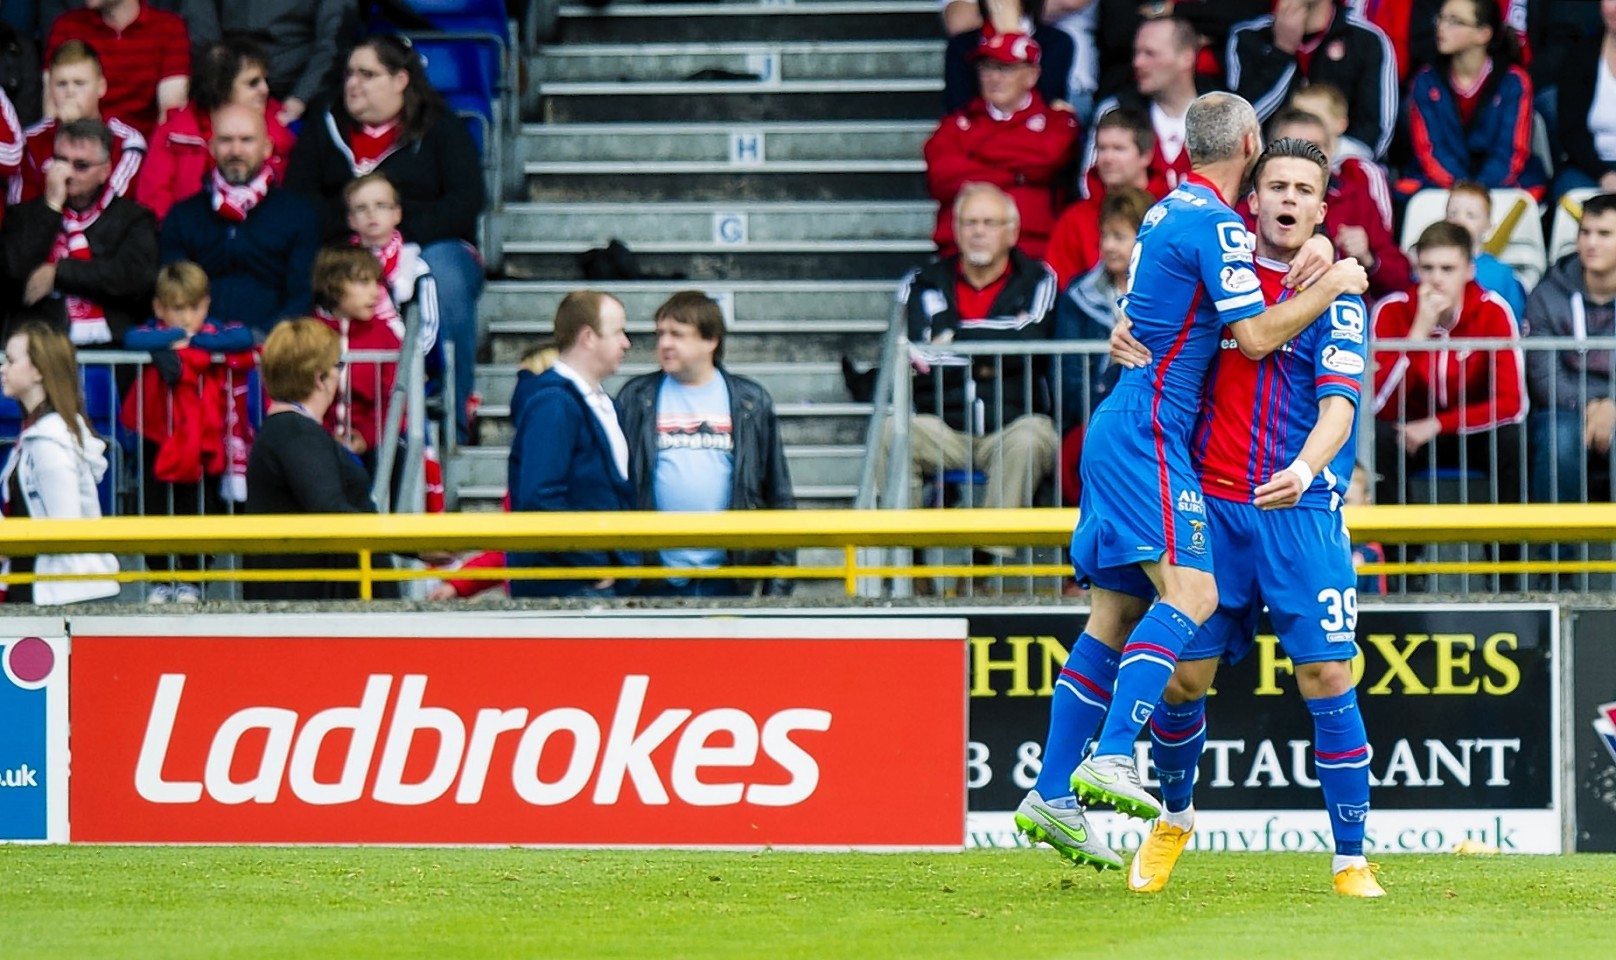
left=1227, top=258, right=1368, bottom=360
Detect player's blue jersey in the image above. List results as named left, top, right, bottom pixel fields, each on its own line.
left=1108, top=173, right=1266, bottom=433
left=1193, top=257, right=1368, bottom=510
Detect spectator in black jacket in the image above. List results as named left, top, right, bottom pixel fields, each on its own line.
left=1553, top=0, right=1616, bottom=200
left=1226, top=0, right=1398, bottom=159
left=876, top=182, right=1059, bottom=521
left=0, top=119, right=156, bottom=345
left=616, top=291, right=796, bottom=598
left=284, top=34, right=486, bottom=441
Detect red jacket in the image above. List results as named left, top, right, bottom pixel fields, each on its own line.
left=1043, top=193, right=1101, bottom=291
left=11, top=116, right=146, bottom=205
left=1370, top=280, right=1525, bottom=435
left=924, top=91, right=1078, bottom=260
left=119, top=331, right=256, bottom=483
left=317, top=308, right=400, bottom=454
left=135, top=100, right=296, bottom=221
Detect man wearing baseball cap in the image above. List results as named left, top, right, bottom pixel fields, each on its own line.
left=924, top=32, right=1079, bottom=261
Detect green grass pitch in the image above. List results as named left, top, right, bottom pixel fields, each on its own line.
left=3, top=848, right=1613, bottom=959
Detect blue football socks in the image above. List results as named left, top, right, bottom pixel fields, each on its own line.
left=1032, top=632, right=1120, bottom=799
left=1148, top=696, right=1207, bottom=814
left=1308, top=689, right=1371, bottom=858
left=1093, top=602, right=1198, bottom=757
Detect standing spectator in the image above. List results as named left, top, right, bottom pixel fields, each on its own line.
left=1445, top=180, right=1529, bottom=319
left=344, top=172, right=440, bottom=375
left=12, top=41, right=146, bottom=206
left=1399, top=0, right=1545, bottom=200
left=0, top=320, right=119, bottom=605
left=310, top=246, right=399, bottom=472
left=159, top=104, right=319, bottom=334
left=877, top=183, right=1059, bottom=518
left=616, top=291, right=796, bottom=598
left=926, top=33, right=1079, bottom=261
left=1044, top=107, right=1154, bottom=289
left=1553, top=0, right=1616, bottom=200
left=1371, top=220, right=1525, bottom=508
left=136, top=37, right=297, bottom=222
left=283, top=35, right=486, bottom=443
left=1524, top=193, right=1616, bottom=505
left=1084, top=17, right=1205, bottom=199
left=1094, top=0, right=1269, bottom=100
left=1226, top=0, right=1398, bottom=160
left=1266, top=106, right=1410, bottom=302
left=45, top=0, right=189, bottom=137
left=119, top=261, right=254, bottom=603
left=186, top=0, right=348, bottom=128
left=941, top=0, right=1079, bottom=118
left=1, top=119, right=157, bottom=346
left=1290, top=82, right=1393, bottom=231
left=244, top=317, right=384, bottom=602
left=506, top=290, right=636, bottom=599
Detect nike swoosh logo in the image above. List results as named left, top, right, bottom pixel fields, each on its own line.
left=1045, top=814, right=1088, bottom=845
left=1129, top=857, right=1154, bottom=890
left=1084, top=766, right=1119, bottom=785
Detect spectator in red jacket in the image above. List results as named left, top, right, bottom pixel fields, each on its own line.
left=1044, top=106, right=1154, bottom=289
left=12, top=41, right=144, bottom=206
left=136, top=36, right=297, bottom=223
left=44, top=0, right=189, bottom=137
left=925, top=32, right=1079, bottom=260
left=1265, top=106, right=1410, bottom=302
left=310, top=245, right=399, bottom=478
left=1370, top=220, right=1525, bottom=513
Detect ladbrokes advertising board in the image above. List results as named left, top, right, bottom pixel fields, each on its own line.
left=68, top=615, right=966, bottom=848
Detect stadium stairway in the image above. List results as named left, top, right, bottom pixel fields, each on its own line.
left=452, top=0, right=941, bottom=524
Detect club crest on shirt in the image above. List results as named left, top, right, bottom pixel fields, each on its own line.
left=1185, top=519, right=1208, bottom=556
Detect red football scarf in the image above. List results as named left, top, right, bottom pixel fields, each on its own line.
left=210, top=166, right=272, bottom=223
left=50, top=197, right=109, bottom=343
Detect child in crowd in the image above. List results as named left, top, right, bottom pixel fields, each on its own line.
left=119, top=261, right=254, bottom=603
left=1346, top=463, right=1386, bottom=597
left=14, top=40, right=145, bottom=205
left=344, top=172, right=441, bottom=377
left=310, top=246, right=399, bottom=477
left=1444, top=181, right=1530, bottom=321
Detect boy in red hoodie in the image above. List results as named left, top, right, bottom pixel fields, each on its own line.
left=310, top=246, right=399, bottom=477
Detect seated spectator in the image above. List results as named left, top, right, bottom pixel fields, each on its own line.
left=1289, top=82, right=1393, bottom=231
left=0, top=320, right=120, bottom=604
left=1265, top=106, right=1410, bottom=301
left=1, top=119, right=157, bottom=345
left=1524, top=192, right=1616, bottom=505
left=941, top=0, right=1079, bottom=118
left=11, top=41, right=145, bottom=206
left=1044, top=106, right=1154, bottom=289
left=45, top=0, right=189, bottom=137
left=617, top=291, right=796, bottom=599
left=187, top=0, right=347, bottom=128
left=1371, top=219, right=1525, bottom=503
left=283, top=35, right=486, bottom=443
left=244, top=317, right=389, bottom=602
left=344, top=172, right=439, bottom=375
left=1399, top=0, right=1545, bottom=200
left=1445, top=180, right=1529, bottom=319
left=1553, top=0, right=1616, bottom=200
left=1084, top=17, right=1205, bottom=199
left=119, top=261, right=254, bottom=603
left=137, top=36, right=297, bottom=222
left=1052, top=185, right=1150, bottom=504
left=877, top=183, right=1059, bottom=527
left=159, top=104, right=319, bottom=334
left=925, top=33, right=1078, bottom=261
left=507, top=290, right=637, bottom=599
left=310, top=246, right=399, bottom=473
left=1226, top=0, right=1398, bottom=159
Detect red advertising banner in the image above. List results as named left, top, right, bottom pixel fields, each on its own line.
left=68, top=616, right=967, bottom=848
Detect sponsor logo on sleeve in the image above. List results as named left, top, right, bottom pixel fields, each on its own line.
left=1220, top=266, right=1261, bottom=294
left=1321, top=344, right=1366, bottom=375
left=1217, top=222, right=1255, bottom=261
left=1329, top=302, right=1365, bottom=340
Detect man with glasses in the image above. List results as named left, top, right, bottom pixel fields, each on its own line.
left=12, top=41, right=145, bottom=206
left=0, top=118, right=156, bottom=344
left=158, top=103, right=320, bottom=334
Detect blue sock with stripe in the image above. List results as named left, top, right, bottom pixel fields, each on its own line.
left=1308, top=689, right=1371, bottom=857
left=1149, top=697, right=1207, bottom=814
left=1032, top=632, right=1120, bottom=799
left=1093, top=602, right=1197, bottom=758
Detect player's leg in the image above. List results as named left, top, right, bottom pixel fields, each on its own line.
left=1017, top=581, right=1149, bottom=870
left=1073, top=558, right=1217, bottom=820
left=1295, top=659, right=1382, bottom=897
left=1126, top=655, right=1217, bottom=893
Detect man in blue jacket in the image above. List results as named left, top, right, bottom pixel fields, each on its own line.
left=507, top=289, right=637, bottom=598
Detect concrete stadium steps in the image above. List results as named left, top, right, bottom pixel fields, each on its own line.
left=481, top=278, right=898, bottom=332
left=539, top=80, right=940, bottom=124
left=490, top=320, right=888, bottom=367
left=478, top=360, right=851, bottom=407
left=504, top=246, right=927, bottom=282
left=537, top=40, right=944, bottom=85
left=552, top=1, right=938, bottom=45
left=521, top=121, right=933, bottom=164
left=475, top=399, right=871, bottom=447
left=524, top=160, right=927, bottom=203
left=450, top=442, right=865, bottom=492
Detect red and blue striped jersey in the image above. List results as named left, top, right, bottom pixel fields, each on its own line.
left=1107, top=172, right=1266, bottom=435
left=1193, top=258, right=1368, bottom=510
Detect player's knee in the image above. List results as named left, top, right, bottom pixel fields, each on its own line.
left=1295, top=658, right=1354, bottom=699
left=1163, top=668, right=1212, bottom=704
left=1168, top=580, right=1218, bottom=624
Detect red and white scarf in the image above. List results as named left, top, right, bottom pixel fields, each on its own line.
left=50, top=198, right=110, bottom=345
left=347, top=119, right=401, bottom=176
left=362, top=230, right=408, bottom=340
left=210, top=166, right=272, bottom=223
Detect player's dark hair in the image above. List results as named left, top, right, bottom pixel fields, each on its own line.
left=1251, top=136, right=1330, bottom=192
left=1414, top=220, right=1476, bottom=260
left=1095, top=107, right=1155, bottom=156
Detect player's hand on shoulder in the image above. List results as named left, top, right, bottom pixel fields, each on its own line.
left=1254, top=470, right=1305, bottom=510
left=1323, top=257, right=1369, bottom=297
left=1109, top=315, right=1152, bottom=368
left=1284, top=233, right=1336, bottom=289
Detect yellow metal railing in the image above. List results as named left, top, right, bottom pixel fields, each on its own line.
left=3, top=505, right=1614, bottom=598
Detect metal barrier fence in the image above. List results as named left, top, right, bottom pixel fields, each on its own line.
left=863, top=334, right=1616, bottom=596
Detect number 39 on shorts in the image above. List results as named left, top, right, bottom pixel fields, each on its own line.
left=1317, top=587, right=1358, bottom=632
